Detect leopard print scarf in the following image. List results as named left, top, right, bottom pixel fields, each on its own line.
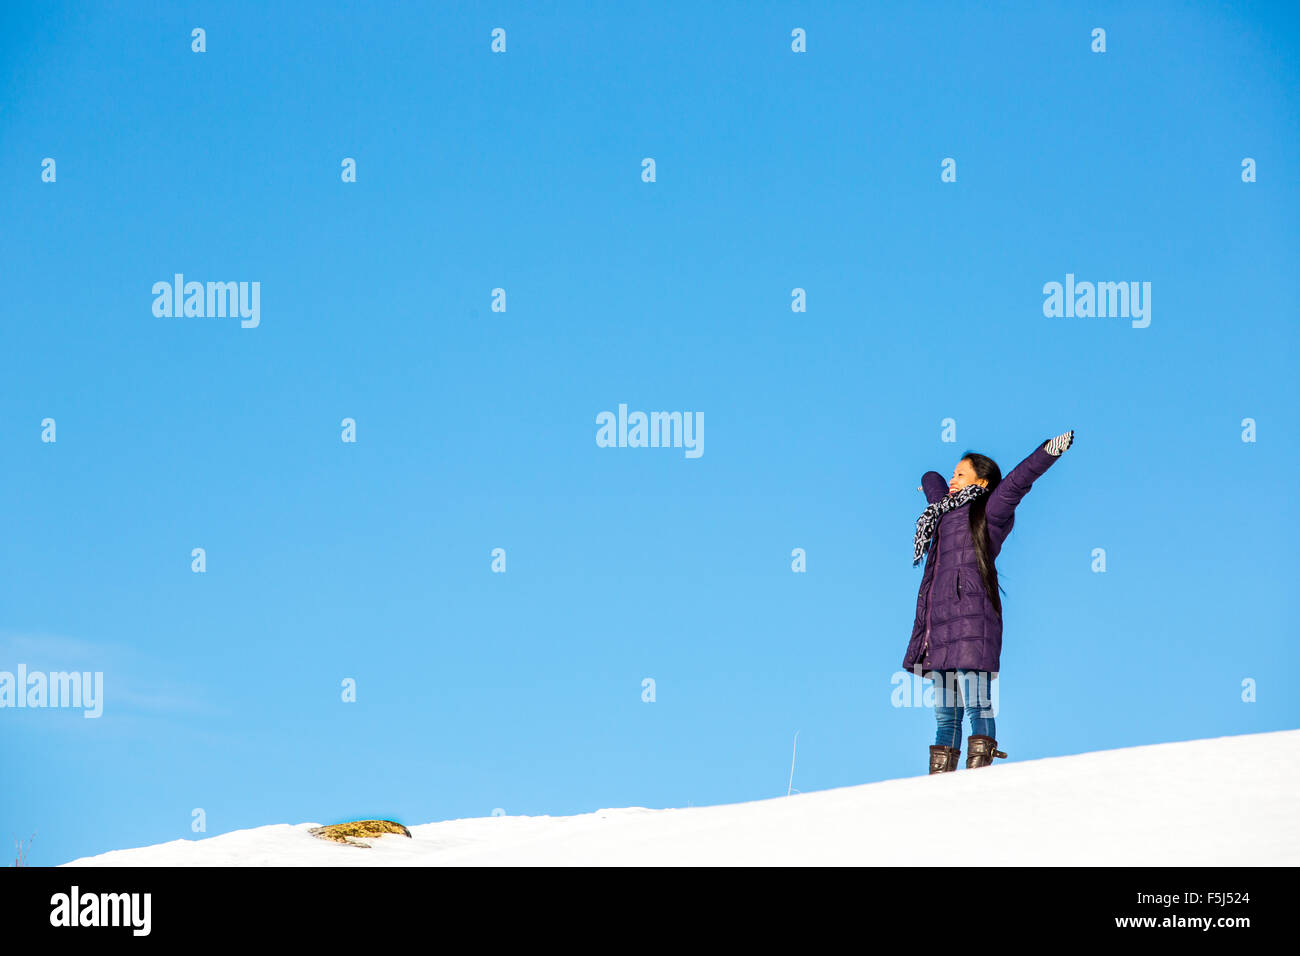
left=913, top=482, right=988, bottom=567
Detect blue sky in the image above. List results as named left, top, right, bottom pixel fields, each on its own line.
left=2, top=0, right=1297, bottom=866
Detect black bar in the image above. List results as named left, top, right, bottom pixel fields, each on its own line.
left=0, top=864, right=1282, bottom=942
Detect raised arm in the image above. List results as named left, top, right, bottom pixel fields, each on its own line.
left=985, top=431, right=1074, bottom=529
left=920, top=470, right=949, bottom=505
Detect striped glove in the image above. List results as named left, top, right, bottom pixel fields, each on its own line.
left=1044, top=430, right=1074, bottom=456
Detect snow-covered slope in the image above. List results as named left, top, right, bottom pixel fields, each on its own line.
left=62, top=729, right=1299, bottom=866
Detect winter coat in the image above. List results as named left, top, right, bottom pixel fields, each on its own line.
left=902, top=439, right=1063, bottom=675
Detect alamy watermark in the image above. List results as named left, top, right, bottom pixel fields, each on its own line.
left=596, top=403, right=703, bottom=459
left=891, top=669, right=999, bottom=718
left=152, top=274, right=260, bottom=328
left=50, top=886, right=150, bottom=935
left=1042, top=273, right=1150, bottom=328
left=0, top=665, right=103, bottom=717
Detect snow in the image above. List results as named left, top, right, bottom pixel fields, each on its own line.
left=61, top=729, right=1299, bottom=866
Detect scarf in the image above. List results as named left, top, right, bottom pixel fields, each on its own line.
left=913, top=482, right=988, bottom=567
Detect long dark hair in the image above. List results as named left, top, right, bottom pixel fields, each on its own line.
left=961, top=451, right=1005, bottom=618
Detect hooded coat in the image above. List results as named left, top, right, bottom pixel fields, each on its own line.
left=901, top=439, right=1063, bottom=675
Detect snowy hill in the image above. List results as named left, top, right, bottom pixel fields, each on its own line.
left=62, top=729, right=1299, bottom=866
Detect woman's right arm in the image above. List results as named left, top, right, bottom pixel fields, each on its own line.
left=919, top=470, right=948, bottom=504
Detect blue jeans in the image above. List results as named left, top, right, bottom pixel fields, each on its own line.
left=932, top=669, right=996, bottom=747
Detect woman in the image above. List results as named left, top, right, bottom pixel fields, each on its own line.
left=903, top=430, right=1074, bottom=774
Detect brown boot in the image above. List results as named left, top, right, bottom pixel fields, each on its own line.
left=929, top=745, right=960, bottom=774
left=965, top=735, right=1007, bottom=768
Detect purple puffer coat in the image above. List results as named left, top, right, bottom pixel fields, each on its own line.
left=902, top=439, right=1063, bottom=676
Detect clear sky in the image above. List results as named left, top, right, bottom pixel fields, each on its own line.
left=2, top=0, right=1297, bottom=866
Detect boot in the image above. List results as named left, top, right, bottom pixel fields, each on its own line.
left=965, top=735, right=1007, bottom=768
left=928, top=745, right=960, bottom=774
